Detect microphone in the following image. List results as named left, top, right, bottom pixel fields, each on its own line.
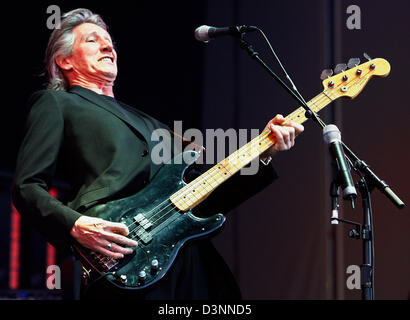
left=323, top=124, right=357, bottom=204
left=194, top=25, right=258, bottom=42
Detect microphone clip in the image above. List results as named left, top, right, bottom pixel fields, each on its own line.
left=230, top=25, right=258, bottom=37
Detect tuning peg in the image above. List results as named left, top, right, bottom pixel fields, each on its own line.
left=347, top=58, right=361, bottom=69
left=320, top=68, right=333, bottom=80
left=334, top=63, right=348, bottom=74
left=363, top=52, right=372, bottom=61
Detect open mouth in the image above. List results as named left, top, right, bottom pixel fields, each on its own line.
left=99, top=56, right=114, bottom=63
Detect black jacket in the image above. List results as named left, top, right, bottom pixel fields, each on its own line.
left=12, top=85, right=277, bottom=299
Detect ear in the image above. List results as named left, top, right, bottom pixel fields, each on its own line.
left=55, top=55, right=73, bottom=72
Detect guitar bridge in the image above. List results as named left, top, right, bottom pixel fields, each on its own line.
left=91, top=252, right=119, bottom=271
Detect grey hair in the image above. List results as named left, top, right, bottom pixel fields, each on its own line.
left=45, top=8, right=108, bottom=91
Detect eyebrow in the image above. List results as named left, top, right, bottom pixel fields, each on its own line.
left=83, top=31, right=112, bottom=43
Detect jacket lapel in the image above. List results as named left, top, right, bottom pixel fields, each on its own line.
left=69, top=86, right=150, bottom=143
left=68, top=86, right=174, bottom=180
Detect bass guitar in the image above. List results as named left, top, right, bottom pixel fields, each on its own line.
left=73, top=57, right=391, bottom=289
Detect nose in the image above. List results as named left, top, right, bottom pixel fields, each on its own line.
left=101, top=41, right=114, bottom=52
left=100, top=39, right=113, bottom=53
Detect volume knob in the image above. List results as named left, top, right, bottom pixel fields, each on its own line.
left=119, top=274, right=127, bottom=284
left=138, top=270, right=147, bottom=281
left=151, top=259, right=159, bottom=270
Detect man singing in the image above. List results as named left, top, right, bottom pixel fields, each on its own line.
left=12, top=8, right=303, bottom=299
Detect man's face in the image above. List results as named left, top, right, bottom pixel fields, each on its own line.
left=63, top=23, right=118, bottom=84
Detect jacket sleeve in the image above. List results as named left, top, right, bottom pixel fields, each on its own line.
left=190, top=161, right=278, bottom=218
left=12, top=90, right=82, bottom=251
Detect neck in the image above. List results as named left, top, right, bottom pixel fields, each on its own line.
left=69, top=77, right=115, bottom=97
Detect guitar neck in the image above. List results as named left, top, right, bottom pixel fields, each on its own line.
left=170, top=91, right=333, bottom=211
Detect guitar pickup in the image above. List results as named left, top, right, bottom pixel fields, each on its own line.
left=133, top=228, right=153, bottom=245
left=133, top=213, right=152, bottom=230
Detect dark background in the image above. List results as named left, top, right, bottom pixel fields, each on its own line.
left=0, top=0, right=409, bottom=299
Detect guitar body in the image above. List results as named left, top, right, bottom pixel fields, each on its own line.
left=73, top=151, right=225, bottom=290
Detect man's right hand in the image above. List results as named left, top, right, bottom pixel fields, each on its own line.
left=70, top=215, right=139, bottom=259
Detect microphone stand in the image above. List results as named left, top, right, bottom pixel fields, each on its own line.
left=232, top=30, right=405, bottom=300
left=234, top=32, right=325, bottom=128
left=336, top=143, right=405, bottom=300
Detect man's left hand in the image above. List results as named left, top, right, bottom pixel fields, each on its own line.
left=263, top=114, right=304, bottom=157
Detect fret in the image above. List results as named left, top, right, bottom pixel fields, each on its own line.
left=219, top=161, right=234, bottom=176
left=172, top=193, right=194, bottom=210
left=204, top=169, right=221, bottom=188
left=284, top=92, right=333, bottom=126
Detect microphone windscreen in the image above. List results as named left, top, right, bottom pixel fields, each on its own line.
left=323, top=124, right=341, bottom=144
left=194, top=25, right=211, bottom=42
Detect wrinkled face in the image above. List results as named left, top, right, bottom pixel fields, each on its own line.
left=62, top=23, right=118, bottom=84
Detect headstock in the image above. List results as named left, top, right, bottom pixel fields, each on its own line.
left=321, top=57, right=391, bottom=99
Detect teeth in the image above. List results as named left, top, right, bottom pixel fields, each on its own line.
left=101, top=57, right=112, bottom=62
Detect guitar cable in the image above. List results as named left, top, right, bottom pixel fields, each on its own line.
left=81, top=268, right=111, bottom=296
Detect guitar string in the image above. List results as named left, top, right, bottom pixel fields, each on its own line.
left=98, top=95, right=326, bottom=267
left=137, top=140, right=265, bottom=232
left=124, top=83, right=343, bottom=238
left=124, top=125, right=277, bottom=231
left=124, top=85, right=339, bottom=239
left=127, top=116, right=311, bottom=243
left=137, top=145, right=272, bottom=239
left=123, top=70, right=365, bottom=243
left=126, top=93, right=329, bottom=240
left=106, top=86, right=340, bottom=265
left=117, top=81, right=347, bottom=265
left=104, top=71, right=366, bottom=264
left=127, top=130, right=274, bottom=239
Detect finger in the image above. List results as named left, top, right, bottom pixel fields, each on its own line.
left=101, top=230, right=139, bottom=247
left=102, top=240, right=134, bottom=255
left=272, top=114, right=286, bottom=125
left=104, top=221, right=130, bottom=236
left=287, top=127, right=296, bottom=147
left=285, top=121, right=304, bottom=135
left=95, top=245, right=125, bottom=260
left=281, top=128, right=292, bottom=149
left=270, top=126, right=285, bottom=150
left=275, top=126, right=293, bottom=150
